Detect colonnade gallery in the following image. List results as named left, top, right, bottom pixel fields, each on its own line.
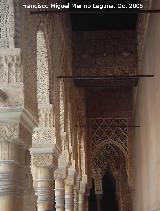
left=0, top=0, right=160, bottom=211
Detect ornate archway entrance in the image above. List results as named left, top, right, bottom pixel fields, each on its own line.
left=88, top=118, right=133, bottom=211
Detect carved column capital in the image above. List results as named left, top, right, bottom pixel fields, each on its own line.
left=0, top=122, right=19, bottom=143
left=54, top=168, right=67, bottom=181
left=79, top=182, right=86, bottom=194
left=32, top=153, right=53, bottom=167
left=65, top=166, right=76, bottom=186
left=58, top=148, right=70, bottom=169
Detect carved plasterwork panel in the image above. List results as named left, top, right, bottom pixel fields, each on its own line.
left=60, top=80, right=65, bottom=133
left=37, top=30, right=50, bottom=104
left=73, top=31, right=137, bottom=76
left=89, top=118, right=129, bottom=180
left=0, top=0, right=15, bottom=48
left=89, top=118, right=128, bottom=154
left=92, top=144, right=125, bottom=175
left=32, top=127, right=54, bottom=145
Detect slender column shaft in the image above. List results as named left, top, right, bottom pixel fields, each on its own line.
left=0, top=141, right=24, bottom=211
left=36, top=167, right=52, bottom=211
left=84, top=194, right=89, bottom=211
left=96, top=194, right=102, bottom=211
left=0, top=163, right=16, bottom=211
left=74, top=188, right=79, bottom=211
left=78, top=193, right=84, bottom=211
left=24, top=164, right=37, bottom=211
left=65, top=184, right=74, bottom=211
left=55, top=178, right=65, bottom=211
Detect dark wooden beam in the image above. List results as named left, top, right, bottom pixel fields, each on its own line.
left=57, top=75, right=154, bottom=80
left=30, top=9, right=160, bottom=15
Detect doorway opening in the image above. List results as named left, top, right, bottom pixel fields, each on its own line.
left=88, top=179, right=97, bottom=211
left=101, top=172, right=119, bottom=211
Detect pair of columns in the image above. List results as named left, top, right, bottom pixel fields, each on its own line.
left=53, top=171, right=85, bottom=211
left=96, top=194, right=102, bottom=211
left=35, top=167, right=86, bottom=211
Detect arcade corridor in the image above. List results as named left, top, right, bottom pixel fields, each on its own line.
left=0, top=0, right=160, bottom=211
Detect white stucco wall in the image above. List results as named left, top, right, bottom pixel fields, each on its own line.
left=134, top=1, right=160, bottom=211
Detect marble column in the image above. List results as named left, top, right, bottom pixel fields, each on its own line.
left=16, top=145, right=26, bottom=211
left=78, top=192, right=84, bottom=211
left=24, top=150, right=37, bottom=211
left=0, top=141, right=25, bottom=211
left=51, top=176, right=55, bottom=210
left=54, top=176, right=65, bottom=211
left=74, top=175, right=81, bottom=211
left=65, top=167, right=75, bottom=211
left=65, top=183, right=74, bottom=211
left=36, top=167, right=52, bottom=211
left=84, top=189, right=89, bottom=211
left=74, top=187, right=79, bottom=211
left=96, top=194, right=102, bottom=211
